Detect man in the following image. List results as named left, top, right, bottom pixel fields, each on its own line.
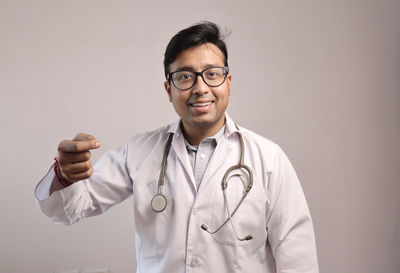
left=35, top=22, right=319, bottom=273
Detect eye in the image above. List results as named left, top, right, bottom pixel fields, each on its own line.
left=181, top=74, right=192, bottom=80
left=174, top=72, right=193, bottom=82
left=204, top=68, right=222, bottom=79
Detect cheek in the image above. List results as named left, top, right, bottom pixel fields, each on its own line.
left=215, top=88, right=230, bottom=101
left=171, top=92, right=188, bottom=108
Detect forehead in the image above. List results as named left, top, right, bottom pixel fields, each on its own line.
left=169, top=43, right=225, bottom=71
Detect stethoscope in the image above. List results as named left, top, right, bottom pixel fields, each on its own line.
left=151, top=128, right=254, bottom=241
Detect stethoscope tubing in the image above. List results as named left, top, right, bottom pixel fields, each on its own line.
left=152, top=126, right=254, bottom=241
left=158, top=133, right=174, bottom=190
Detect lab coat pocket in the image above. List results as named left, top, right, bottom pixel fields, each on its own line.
left=210, top=173, right=268, bottom=247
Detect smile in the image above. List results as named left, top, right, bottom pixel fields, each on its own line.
left=188, top=100, right=215, bottom=113
left=190, top=101, right=213, bottom=107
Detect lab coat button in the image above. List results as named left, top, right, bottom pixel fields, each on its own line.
left=200, top=153, right=206, bottom=159
left=193, top=208, right=198, bottom=215
left=190, top=258, right=198, bottom=267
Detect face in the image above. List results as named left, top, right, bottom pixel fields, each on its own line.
left=164, top=43, right=231, bottom=135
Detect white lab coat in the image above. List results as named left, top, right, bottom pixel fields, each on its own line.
left=35, top=114, right=319, bottom=273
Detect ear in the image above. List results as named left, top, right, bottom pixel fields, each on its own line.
left=164, top=80, right=173, bottom=102
left=227, top=74, right=232, bottom=96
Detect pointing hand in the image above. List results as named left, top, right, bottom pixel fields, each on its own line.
left=57, top=133, right=101, bottom=183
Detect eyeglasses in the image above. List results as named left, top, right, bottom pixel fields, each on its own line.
left=167, top=66, right=229, bottom=90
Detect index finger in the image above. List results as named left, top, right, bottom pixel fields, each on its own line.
left=58, top=139, right=101, bottom=153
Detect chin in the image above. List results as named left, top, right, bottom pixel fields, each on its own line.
left=190, top=115, right=223, bottom=128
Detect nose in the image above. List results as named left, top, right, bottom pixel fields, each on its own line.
left=192, top=74, right=209, bottom=95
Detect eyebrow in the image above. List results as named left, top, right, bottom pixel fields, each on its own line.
left=173, top=64, right=223, bottom=72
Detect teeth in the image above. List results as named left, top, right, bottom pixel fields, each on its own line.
left=192, top=102, right=211, bottom=107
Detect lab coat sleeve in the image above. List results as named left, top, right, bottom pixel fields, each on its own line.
left=34, top=144, right=133, bottom=225
left=266, top=147, right=319, bottom=273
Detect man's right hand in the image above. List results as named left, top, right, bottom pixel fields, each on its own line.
left=57, top=133, right=101, bottom=183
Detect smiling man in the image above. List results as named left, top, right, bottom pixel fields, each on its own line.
left=35, top=22, right=319, bottom=273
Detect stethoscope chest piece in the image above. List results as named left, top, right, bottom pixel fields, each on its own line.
left=151, top=193, right=167, bottom=212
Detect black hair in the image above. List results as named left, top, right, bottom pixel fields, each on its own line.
left=163, top=21, right=228, bottom=79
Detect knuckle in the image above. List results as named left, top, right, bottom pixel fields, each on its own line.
left=73, top=133, right=84, bottom=141
left=73, top=142, right=80, bottom=151
left=76, top=133, right=85, bottom=139
left=75, top=133, right=93, bottom=141
left=83, top=151, right=91, bottom=160
left=83, top=161, right=91, bottom=170
left=80, top=171, right=91, bottom=180
left=58, top=140, right=69, bottom=151
left=87, top=168, right=94, bottom=177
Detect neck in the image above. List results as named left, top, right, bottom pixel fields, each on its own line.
left=181, top=118, right=225, bottom=146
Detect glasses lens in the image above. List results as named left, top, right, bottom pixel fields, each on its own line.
left=172, top=71, right=196, bottom=90
left=202, top=67, right=227, bottom=87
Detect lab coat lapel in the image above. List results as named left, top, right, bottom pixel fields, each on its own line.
left=170, top=133, right=197, bottom=192
left=199, top=135, right=233, bottom=192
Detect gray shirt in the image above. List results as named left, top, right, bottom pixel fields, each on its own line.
left=184, top=126, right=225, bottom=190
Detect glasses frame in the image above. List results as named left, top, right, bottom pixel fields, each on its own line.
left=167, top=66, right=229, bottom=91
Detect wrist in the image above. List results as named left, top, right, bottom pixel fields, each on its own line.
left=53, top=157, right=73, bottom=187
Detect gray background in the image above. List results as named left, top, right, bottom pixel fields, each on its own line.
left=1, top=0, right=399, bottom=273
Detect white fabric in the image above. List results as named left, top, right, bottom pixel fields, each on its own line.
left=35, top=114, right=319, bottom=273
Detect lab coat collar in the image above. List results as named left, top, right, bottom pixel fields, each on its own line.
left=167, top=120, right=182, bottom=136
left=224, top=113, right=239, bottom=138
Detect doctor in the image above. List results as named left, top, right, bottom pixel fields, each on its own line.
left=35, top=22, right=319, bottom=272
